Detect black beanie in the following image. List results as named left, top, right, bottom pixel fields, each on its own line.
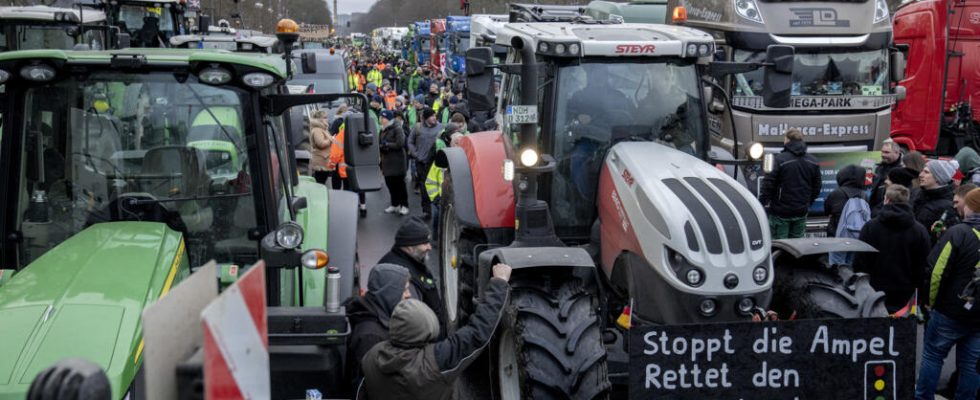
left=395, top=217, right=431, bottom=247
left=422, top=108, right=436, bottom=121
left=888, top=167, right=917, bottom=188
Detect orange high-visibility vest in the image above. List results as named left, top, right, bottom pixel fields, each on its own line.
left=329, top=126, right=347, bottom=178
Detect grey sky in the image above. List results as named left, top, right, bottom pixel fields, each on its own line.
left=334, top=0, right=378, bottom=14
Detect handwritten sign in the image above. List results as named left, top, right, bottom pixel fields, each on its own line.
left=629, top=318, right=915, bottom=399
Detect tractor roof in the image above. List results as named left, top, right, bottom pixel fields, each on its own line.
left=170, top=34, right=279, bottom=49
left=0, top=49, right=287, bottom=78
left=495, top=22, right=713, bottom=57
left=0, top=5, right=107, bottom=23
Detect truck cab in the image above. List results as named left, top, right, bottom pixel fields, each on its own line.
left=102, top=0, right=186, bottom=47
left=446, top=16, right=471, bottom=80
left=429, top=19, right=447, bottom=74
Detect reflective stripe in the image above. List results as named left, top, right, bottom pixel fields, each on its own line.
left=425, top=165, right=443, bottom=201
left=930, top=241, right=953, bottom=306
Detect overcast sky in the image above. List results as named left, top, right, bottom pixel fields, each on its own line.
left=334, top=0, right=378, bottom=14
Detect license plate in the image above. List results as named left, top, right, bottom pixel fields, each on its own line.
left=506, top=105, right=538, bottom=124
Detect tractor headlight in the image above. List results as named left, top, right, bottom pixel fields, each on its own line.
left=537, top=42, right=549, bottom=53
left=199, top=66, right=232, bottom=85
left=686, top=269, right=703, bottom=286
left=699, top=298, right=717, bottom=316
left=747, top=142, right=765, bottom=160
left=554, top=43, right=566, bottom=55
left=0, top=69, right=10, bottom=84
left=301, top=249, right=329, bottom=269
left=275, top=222, right=304, bottom=249
left=686, top=43, right=698, bottom=57
left=568, top=43, right=581, bottom=56
left=753, top=266, right=769, bottom=284
left=20, top=64, right=56, bottom=82
left=520, top=148, right=538, bottom=167
left=737, top=297, right=755, bottom=315
left=723, top=273, right=739, bottom=289
left=242, top=72, right=275, bottom=88
left=698, top=44, right=710, bottom=56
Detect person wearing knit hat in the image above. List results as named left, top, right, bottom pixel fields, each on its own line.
left=916, top=186, right=980, bottom=398
left=914, top=159, right=957, bottom=238
left=887, top=167, right=918, bottom=189
left=344, top=263, right=411, bottom=388
left=378, top=217, right=446, bottom=331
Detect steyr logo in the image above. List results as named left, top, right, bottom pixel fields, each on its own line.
left=615, top=44, right=656, bottom=54
left=789, top=8, right=850, bottom=27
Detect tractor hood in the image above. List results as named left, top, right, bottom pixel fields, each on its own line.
left=0, top=222, right=187, bottom=400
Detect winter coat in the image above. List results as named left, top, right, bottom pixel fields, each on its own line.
left=359, top=279, right=510, bottom=400
left=956, top=147, right=980, bottom=185
left=345, top=264, right=411, bottom=390
left=759, top=140, right=822, bottom=218
left=309, top=118, right=334, bottom=172
left=913, top=185, right=955, bottom=232
left=853, top=202, right=932, bottom=312
left=824, top=164, right=867, bottom=236
left=407, top=121, right=443, bottom=164
left=926, top=215, right=980, bottom=328
left=378, top=247, right=445, bottom=331
left=380, top=121, right=407, bottom=177
left=869, top=158, right=903, bottom=209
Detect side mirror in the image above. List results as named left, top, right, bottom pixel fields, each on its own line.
left=762, top=44, right=794, bottom=108
left=343, top=113, right=382, bottom=192
left=763, top=153, right=776, bottom=174
left=890, top=51, right=906, bottom=82
left=301, top=52, right=317, bottom=74
left=894, top=85, right=907, bottom=101
left=117, top=32, right=131, bottom=49
left=465, top=47, right=495, bottom=113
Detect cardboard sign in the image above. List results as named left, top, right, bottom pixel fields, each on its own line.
left=629, top=318, right=916, bottom=399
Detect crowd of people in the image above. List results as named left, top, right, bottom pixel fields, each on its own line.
left=760, top=129, right=980, bottom=399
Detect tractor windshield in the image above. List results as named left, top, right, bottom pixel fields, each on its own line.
left=15, top=72, right=257, bottom=268
left=734, top=48, right=889, bottom=97
left=0, top=23, right=106, bottom=51
left=551, top=58, right=706, bottom=233
left=116, top=4, right=176, bottom=46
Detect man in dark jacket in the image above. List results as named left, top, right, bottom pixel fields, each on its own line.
left=345, top=264, right=412, bottom=389
left=380, top=110, right=409, bottom=215
left=759, top=128, right=822, bottom=239
left=359, top=263, right=512, bottom=400
left=870, top=140, right=903, bottom=209
left=407, top=108, right=443, bottom=219
left=916, top=188, right=980, bottom=400
left=824, top=164, right=867, bottom=237
left=915, top=159, right=958, bottom=238
left=378, top=217, right=444, bottom=328
left=853, top=185, right=931, bottom=313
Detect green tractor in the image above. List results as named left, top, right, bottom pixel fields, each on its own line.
left=0, top=30, right=379, bottom=398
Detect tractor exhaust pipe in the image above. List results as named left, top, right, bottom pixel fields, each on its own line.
left=509, top=36, right=562, bottom=248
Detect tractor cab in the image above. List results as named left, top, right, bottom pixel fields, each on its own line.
left=0, top=30, right=379, bottom=396
left=103, top=0, right=185, bottom=47
left=0, top=5, right=110, bottom=51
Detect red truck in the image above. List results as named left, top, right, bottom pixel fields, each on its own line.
left=430, top=19, right=447, bottom=75
left=892, top=0, right=980, bottom=154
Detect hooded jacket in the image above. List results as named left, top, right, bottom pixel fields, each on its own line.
left=378, top=247, right=445, bottom=330
left=407, top=121, right=443, bottom=164
left=309, top=117, right=333, bottom=172
left=956, top=146, right=980, bottom=185
left=824, top=164, right=867, bottom=236
left=380, top=120, right=407, bottom=177
left=359, top=278, right=510, bottom=400
left=759, top=140, right=822, bottom=218
left=345, top=264, right=411, bottom=389
left=926, top=214, right=980, bottom=328
left=853, top=202, right=932, bottom=312
left=913, top=184, right=955, bottom=233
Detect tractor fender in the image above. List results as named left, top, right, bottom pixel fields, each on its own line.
left=475, top=246, right=595, bottom=297
left=327, top=189, right=360, bottom=301
left=435, top=131, right=515, bottom=229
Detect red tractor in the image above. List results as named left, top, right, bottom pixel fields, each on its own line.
left=892, top=0, right=980, bottom=154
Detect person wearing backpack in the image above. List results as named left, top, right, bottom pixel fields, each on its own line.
left=916, top=187, right=980, bottom=400
left=853, top=185, right=931, bottom=313
left=824, top=164, right=868, bottom=237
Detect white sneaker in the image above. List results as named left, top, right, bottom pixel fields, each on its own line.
left=398, top=206, right=410, bottom=215
left=384, top=206, right=398, bottom=213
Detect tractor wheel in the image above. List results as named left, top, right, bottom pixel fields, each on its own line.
left=439, top=178, right=477, bottom=333
left=773, top=264, right=887, bottom=319
left=496, top=276, right=610, bottom=400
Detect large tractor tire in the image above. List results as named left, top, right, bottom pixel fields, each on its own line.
left=496, top=276, right=610, bottom=400
left=439, top=177, right=479, bottom=333
left=772, top=264, right=887, bottom=319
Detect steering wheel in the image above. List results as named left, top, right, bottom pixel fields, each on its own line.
left=85, top=193, right=187, bottom=233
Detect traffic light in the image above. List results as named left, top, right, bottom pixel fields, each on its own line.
left=864, top=361, right=895, bottom=400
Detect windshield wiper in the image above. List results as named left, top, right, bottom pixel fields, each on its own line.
left=127, top=192, right=250, bottom=205
left=186, top=84, right=245, bottom=157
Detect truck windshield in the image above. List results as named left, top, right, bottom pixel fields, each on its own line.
left=118, top=4, right=175, bottom=38
left=453, top=35, right=470, bottom=52
left=16, top=73, right=257, bottom=268
left=420, top=37, right=430, bottom=52
left=552, top=59, right=706, bottom=232
left=734, top=48, right=889, bottom=97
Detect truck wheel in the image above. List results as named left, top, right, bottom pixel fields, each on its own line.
left=439, top=179, right=476, bottom=333
left=496, top=277, right=610, bottom=400
left=773, top=265, right=887, bottom=319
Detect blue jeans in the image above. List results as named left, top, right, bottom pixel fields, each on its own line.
left=916, top=310, right=980, bottom=400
